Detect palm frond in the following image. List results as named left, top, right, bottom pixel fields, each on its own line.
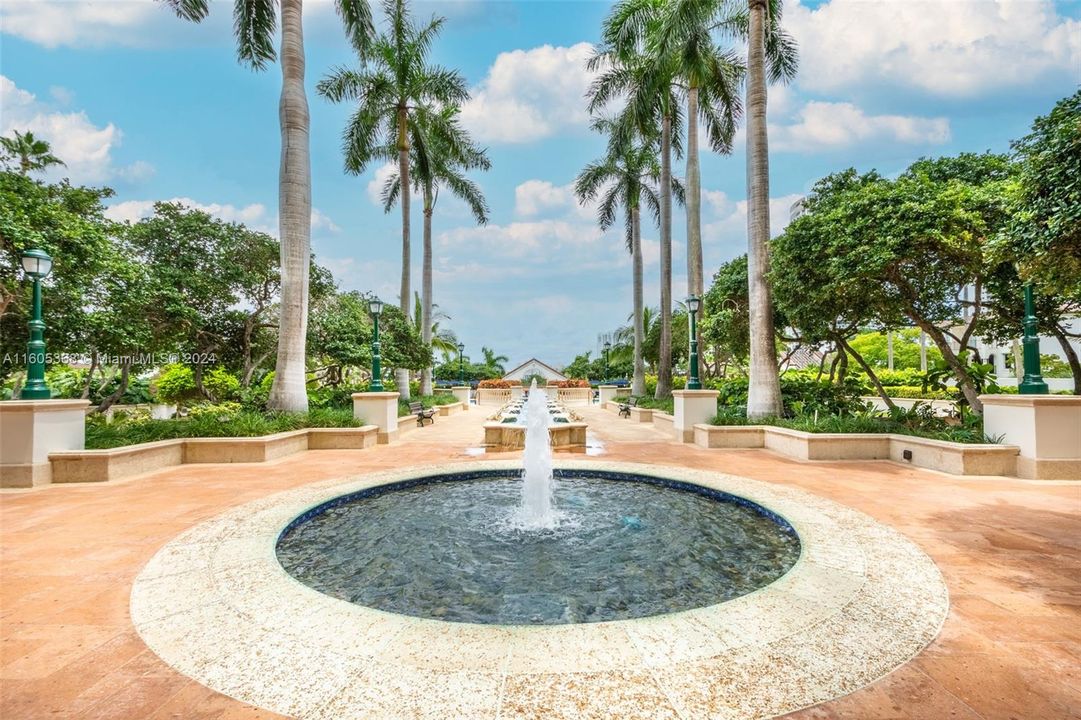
left=233, top=0, right=277, bottom=70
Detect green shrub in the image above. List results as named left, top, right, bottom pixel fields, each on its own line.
left=153, top=364, right=197, bottom=404
left=710, top=403, right=989, bottom=444
left=85, top=408, right=361, bottom=449
left=186, top=401, right=242, bottom=420
left=203, top=366, right=240, bottom=402
left=712, top=374, right=864, bottom=417
left=877, top=385, right=959, bottom=400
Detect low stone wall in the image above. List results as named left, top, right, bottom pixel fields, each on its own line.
left=692, top=424, right=1019, bottom=477
left=436, top=401, right=466, bottom=417
left=398, top=414, right=419, bottom=434
left=482, top=422, right=588, bottom=450
left=651, top=411, right=674, bottom=436
left=46, top=425, right=379, bottom=485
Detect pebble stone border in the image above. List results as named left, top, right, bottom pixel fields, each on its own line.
left=131, top=460, right=949, bottom=719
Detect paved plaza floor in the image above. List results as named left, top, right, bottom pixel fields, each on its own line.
left=1, top=405, right=1078, bottom=719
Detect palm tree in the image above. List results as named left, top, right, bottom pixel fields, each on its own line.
left=317, top=0, right=469, bottom=399
left=589, top=5, right=683, bottom=401
left=0, top=131, right=65, bottom=174
left=575, top=119, right=666, bottom=398
left=160, top=0, right=374, bottom=412
left=481, top=346, right=508, bottom=376
left=382, top=110, right=490, bottom=396
left=740, top=0, right=797, bottom=417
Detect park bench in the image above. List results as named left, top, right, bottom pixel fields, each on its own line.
left=618, top=397, right=639, bottom=418
left=409, top=402, right=436, bottom=427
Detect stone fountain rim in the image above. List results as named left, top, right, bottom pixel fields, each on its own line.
left=130, top=459, right=949, bottom=719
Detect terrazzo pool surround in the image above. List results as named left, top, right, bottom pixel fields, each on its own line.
left=130, top=460, right=950, bottom=719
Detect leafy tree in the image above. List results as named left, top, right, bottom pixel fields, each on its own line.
left=0, top=131, right=65, bottom=175
left=771, top=155, right=1015, bottom=413
left=317, top=0, right=469, bottom=399
left=0, top=171, right=116, bottom=388
left=1004, top=90, right=1081, bottom=299
left=160, top=0, right=375, bottom=412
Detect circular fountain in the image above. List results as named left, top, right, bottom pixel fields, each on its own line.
left=276, top=468, right=800, bottom=625
left=130, top=382, right=949, bottom=717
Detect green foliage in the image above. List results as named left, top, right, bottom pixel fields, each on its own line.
left=85, top=409, right=362, bottom=449
left=711, top=372, right=865, bottom=417
left=153, top=364, right=197, bottom=404
left=186, top=402, right=243, bottom=420
left=711, top=403, right=989, bottom=444
left=844, top=330, right=943, bottom=372
left=203, top=366, right=240, bottom=402
left=1005, top=90, right=1081, bottom=298
left=878, top=385, right=959, bottom=400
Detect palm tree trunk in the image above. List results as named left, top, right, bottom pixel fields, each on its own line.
left=656, top=112, right=673, bottom=400
left=396, top=106, right=411, bottom=400
left=686, top=85, right=705, bottom=384
left=420, top=186, right=434, bottom=396
left=631, top=203, right=646, bottom=397
left=744, top=0, right=783, bottom=418
left=267, top=0, right=312, bottom=413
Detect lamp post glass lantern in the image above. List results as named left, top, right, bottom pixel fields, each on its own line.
left=20, top=248, right=53, bottom=400
left=457, top=343, right=465, bottom=385
left=686, top=295, right=702, bottom=390
left=368, top=297, right=384, bottom=392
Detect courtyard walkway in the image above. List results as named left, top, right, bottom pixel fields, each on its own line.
left=1, top=405, right=1078, bottom=719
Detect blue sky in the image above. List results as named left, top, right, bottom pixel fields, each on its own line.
left=2, top=0, right=1079, bottom=368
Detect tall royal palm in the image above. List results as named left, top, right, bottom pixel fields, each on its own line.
left=318, top=0, right=469, bottom=399
left=663, top=0, right=797, bottom=416
left=741, top=0, right=797, bottom=417
left=381, top=109, right=490, bottom=395
left=589, top=10, right=682, bottom=400
left=160, top=0, right=374, bottom=412
left=610, top=0, right=745, bottom=386
left=575, top=121, right=666, bottom=398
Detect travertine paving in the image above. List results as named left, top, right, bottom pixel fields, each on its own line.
left=2, top=405, right=1079, bottom=719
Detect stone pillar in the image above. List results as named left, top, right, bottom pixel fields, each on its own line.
left=981, top=395, right=1081, bottom=480
left=0, top=400, right=90, bottom=488
left=352, top=392, right=401, bottom=444
left=673, top=389, right=720, bottom=443
left=451, top=386, right=470, bottom=408
left=598, top=385, right=620, bottom=406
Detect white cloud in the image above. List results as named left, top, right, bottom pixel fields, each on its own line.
left=786, top=0, right=1081, bottom=96
left=1, top=75, right=152, bottom=184
left=703, top=192, right=805, bottom=251
left=0, top=1, right=164, bottom=48
left=770, top=101, right=951, bottom=152
left=460, top=43, right=596, bottom=143
left=514, top=179, right=597, bottom=220
left=438, top=220, right=603, bottom=258
left=104, top=197, right=339, bottom=237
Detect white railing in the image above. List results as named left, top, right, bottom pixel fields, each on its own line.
left=476, top=388, right=513, bottom=406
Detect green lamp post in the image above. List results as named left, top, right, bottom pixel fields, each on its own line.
left=603, top=340, right=611, bottom=383
left=368, top=296, right=384, bottom=392
left=457, top=342, right=465, bottom=385
left=1019, top=283, right=1048, bottom=394
left=20, top=249, right=53, bottom=400
left=686, top=295, right=702, bottom=390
